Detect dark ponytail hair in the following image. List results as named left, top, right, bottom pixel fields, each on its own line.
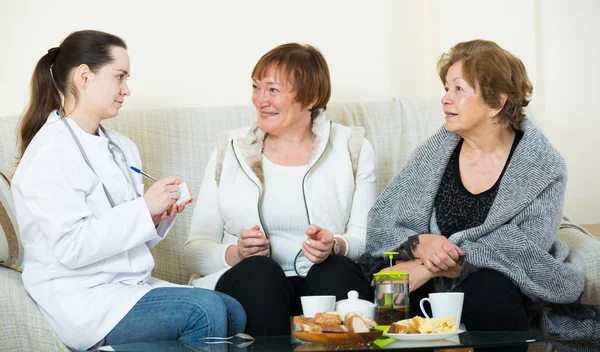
left=18, top=30, right=127, bottom=160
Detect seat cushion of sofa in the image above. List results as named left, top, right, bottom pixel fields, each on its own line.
left=0, top=266, right=68, bottom=351
left=557, top=223, right=600, bottom=305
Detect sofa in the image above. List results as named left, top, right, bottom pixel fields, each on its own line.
left=1, top=99, right=599, bottom=351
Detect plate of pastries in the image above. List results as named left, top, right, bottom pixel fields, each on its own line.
left=385, top=315, right=464, bottom=341
left=292, top=312, right=383, bottom=344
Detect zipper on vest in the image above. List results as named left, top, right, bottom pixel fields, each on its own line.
left=230, top=140, right=271, bottom=257
left=301, top=121, right=333, bottom=225
left=294, top=121, right=333, bottom=277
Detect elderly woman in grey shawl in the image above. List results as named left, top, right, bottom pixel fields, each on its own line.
left=359, top=40, right=585, bottom=352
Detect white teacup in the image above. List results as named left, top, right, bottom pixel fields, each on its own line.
left=419, top=292, right=464, bottom=323
left=300, top=295, right=336, bottom=318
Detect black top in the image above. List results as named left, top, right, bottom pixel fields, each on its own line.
left=435, top=130, right=524, bottom=237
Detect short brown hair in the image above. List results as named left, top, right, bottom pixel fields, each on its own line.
left=252, top=43, right=331, bottom=121
left=437, top=40, right=533, bottom=130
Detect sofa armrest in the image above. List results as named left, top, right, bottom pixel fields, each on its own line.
left=556, top=224, right=600, bottom=305
left=0, top=266, right=68, bottom=351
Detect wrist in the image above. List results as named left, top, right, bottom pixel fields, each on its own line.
left=408, top=234, right=421, bottom=258
left=338, top=237, right=347, bottom=256
left=225, top=245, right=241, bottom=266
left=331, top=237, right=341, bottom=255
left=421, top=264, right=437, bottom=279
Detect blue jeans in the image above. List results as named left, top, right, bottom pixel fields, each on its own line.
left=103, top=287, right=246, bottom=346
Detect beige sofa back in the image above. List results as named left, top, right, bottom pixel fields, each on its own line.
left=0, top=99, right=444, bottom=284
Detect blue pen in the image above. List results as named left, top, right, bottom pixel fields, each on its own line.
left=130, top=166, right=157, bottom=182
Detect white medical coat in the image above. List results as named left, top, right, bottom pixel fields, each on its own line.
left=11, top=111, right=178, bottom=350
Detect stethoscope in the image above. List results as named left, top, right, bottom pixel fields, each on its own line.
left=60, top=115, right=141, bottom=208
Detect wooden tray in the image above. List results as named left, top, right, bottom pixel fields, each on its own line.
left=292, top=330, right=383, bottom=344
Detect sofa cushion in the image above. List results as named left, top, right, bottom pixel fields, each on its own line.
left=101, top=99, right=444, bottom=285
left=0, top=266, right=68, bottom=351
left=557, top=221, right=600, bottom=305
left=0, top=171, right=22, bottom=269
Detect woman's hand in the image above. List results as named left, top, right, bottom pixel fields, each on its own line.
left=374, top=259, right=463, bottom=292
left=377, top=259, right=434, bottom=293
left=435, top=262, right=462, bottom=279
left=226, top=225, right=270, bottom=266
left=414, top=234, right=464, bottom=273
left=302, top=224, right=336, bottom=264
left=152, top=202, right=186, bottom=227
left=144, top=176, right=180, bottom=218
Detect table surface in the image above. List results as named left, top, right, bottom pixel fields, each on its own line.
left=104, top=330, right=556, bottom=351
left=102, top=223, right=596, bottom=351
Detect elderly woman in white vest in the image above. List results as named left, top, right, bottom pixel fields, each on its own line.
left=185, top=43, right=377, bottom=336
left=360, top=40, right=585, bottom=352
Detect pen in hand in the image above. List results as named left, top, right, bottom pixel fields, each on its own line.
left=130, top=166, right=193, bottom=214
left=130, top=166, right=158, bottom=182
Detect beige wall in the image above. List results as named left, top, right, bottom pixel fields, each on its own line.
left=0, top=0, right=441, bottom=114
left=536, top=0, right=600, bottom=224
left=1, top=0, right=598, bottom=223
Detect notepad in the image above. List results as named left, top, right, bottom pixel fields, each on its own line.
left=176, top=182, right=193, bottom=206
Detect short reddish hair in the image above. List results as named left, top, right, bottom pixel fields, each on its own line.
left=252, top=43, right=331, bottom=121
left=437, top=40, right=533, bottom=130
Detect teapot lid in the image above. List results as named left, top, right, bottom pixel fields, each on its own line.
left=335, top=290, right=375, bottom=310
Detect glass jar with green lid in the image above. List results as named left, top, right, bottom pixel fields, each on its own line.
left=373, top=271, right=410, bottom=325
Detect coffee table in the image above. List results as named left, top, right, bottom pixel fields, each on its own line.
left=104, top=330, right=556, bottom=351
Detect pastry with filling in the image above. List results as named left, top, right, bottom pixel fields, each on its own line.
left=388, top=316, right=456, bottom=334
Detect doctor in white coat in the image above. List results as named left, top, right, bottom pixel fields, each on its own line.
left=11, top=30, right=245, bottom=351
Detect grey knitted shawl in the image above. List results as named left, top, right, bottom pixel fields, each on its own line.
left=365, top=120, right=600, bottom=349
left=366, top=119, right=584, bottom=302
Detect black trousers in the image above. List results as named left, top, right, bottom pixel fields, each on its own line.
left=410, top=269, right=530, bottom=352
left=215, top=255, right=371, bottom=336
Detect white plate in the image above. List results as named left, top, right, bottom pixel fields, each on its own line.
left=386, top=329, right=464, bottom=341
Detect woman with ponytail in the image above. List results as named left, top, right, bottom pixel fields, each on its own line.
left=11, top=30, right=245, bottom=351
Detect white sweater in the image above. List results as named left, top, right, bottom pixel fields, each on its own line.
left=261, top=155, right=310, bottom=273
left=184, top=115, right=377, bottom=286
